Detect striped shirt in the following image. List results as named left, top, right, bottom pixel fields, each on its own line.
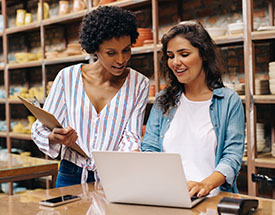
left=31, top=63, right=149, bottom=181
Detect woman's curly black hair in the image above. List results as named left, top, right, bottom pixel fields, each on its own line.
left=158, top=21, right=224, bottom=114
left=79, top=6, right=138, bottom=54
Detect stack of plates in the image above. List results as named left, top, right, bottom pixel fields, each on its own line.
left=234, top=83, right=245, bottom=95
left=255, top=79, right=270, bottom=95
left=271, top=143, right=275, bottom=157
left=272, top=142, right=275, bottom=157
left=269, top=61, right=275, bottom=94
left=256, top=123, right=266, bottom=152
left=245, top=123, right=266, bottom=153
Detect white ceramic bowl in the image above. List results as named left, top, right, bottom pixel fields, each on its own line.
left=206, top=27, right=227, bottom=38
left=269, top=65, right=275, bottom=72
left=269, top=72, right=275, bottom=79
left=269, top=61, right=275, bottom=67
left=269, top=79, right=275, bottom=86
left=228, top=22, right=244, bottom=35
left=270, top=87, right=275, bottom=94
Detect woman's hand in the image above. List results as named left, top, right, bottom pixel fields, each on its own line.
left=187, top=171, right=226, bottom=198
left=48, top=126, right=78, bottom=147
left=187, top=181, right=212, bottom=198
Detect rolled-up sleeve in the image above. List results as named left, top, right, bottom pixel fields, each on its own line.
left=215, top=94, right=245, bottom=189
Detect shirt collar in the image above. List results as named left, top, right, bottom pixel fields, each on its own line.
left=212, top=87, right=225, bottom=98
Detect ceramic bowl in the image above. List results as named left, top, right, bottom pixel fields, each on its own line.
left=269, top=79, right=275, bottom=86
left=228, top=22, right=244, bottom=35
left=205, top=27, right=227, bottom=38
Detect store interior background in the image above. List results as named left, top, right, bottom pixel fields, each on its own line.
left=0, top=0, right=274, bottom=198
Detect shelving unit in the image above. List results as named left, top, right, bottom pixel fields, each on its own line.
left=0, top=0, right=159, bottom=149
left=0, top=0, right=274, bottom=197
left=0, top=0, right=159, bottom=194
left=242, top=0, right=275, bottom=196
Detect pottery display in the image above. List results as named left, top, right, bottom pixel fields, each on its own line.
left=206, top=27, right=227, bottom=38
left=37, top=2, right=49, bottom=22
left=269, top=61, right=275, bottom=94
left=73, top=0, right=87, bottom=12
left=228, top=21, right=244, bottom=35
left=59, top=1, right=70, bottom=15
left=133, top=28, right=153, bottom=47
left=24, top=13, right=33, bottom=24
left=16, top=9, right=26, bottom=26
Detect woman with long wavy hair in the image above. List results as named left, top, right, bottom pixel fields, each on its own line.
left=141, top=21, right=244, bottom=198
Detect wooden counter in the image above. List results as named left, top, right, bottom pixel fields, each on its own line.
left=0, top=152, right=58, bottom=194
left=0, top=182, right=274, bottom=215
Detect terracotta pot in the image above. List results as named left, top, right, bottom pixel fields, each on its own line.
left=149, top=85, right=155, bottom=97
left=100, top=0, right=115, bottom=5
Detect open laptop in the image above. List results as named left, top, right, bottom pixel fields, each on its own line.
left=92, top=151, right=206, bottom=208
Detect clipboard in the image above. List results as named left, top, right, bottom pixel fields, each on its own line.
left=18, top=95, right=89, bottom=158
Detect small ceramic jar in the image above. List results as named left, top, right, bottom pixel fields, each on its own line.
left=24, top=13, right=33, bottom=24
left=59, top=1, right=70, bottom=15
left=73, top=0, right=86, bottom=12
left=16, top=9, right=26, bottom=26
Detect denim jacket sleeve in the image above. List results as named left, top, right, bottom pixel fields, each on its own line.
left=214, top=91, right=245, bottom=191
left=141, top=103, right=163, bottom=152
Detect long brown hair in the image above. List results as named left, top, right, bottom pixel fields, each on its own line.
left=158, top=21, right=224, bottom=114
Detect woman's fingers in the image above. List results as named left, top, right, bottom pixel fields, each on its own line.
left=187, top=181, right=210, bottom=198
left=49, top=127, right=78, bottom=146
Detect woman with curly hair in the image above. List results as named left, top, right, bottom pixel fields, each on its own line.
left=32, top=6, right=149, bottom=187
left=141, top=21, right=244, bottom=197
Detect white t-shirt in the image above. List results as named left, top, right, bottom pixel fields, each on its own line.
left=163, top=93, right=218, bottom=195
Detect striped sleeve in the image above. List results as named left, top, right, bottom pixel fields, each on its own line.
left=31, top=70, right=66, bottom=158
left=118, top=75, right=149, bottom=151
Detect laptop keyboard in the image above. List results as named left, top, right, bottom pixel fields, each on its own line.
left=191, top=195, right=199, bottom=201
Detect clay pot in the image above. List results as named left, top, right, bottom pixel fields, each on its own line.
left=99, top=0, right=115, bottom=5
left=149, top=85, right=155, bottom=97
left=59, top=1, right=70, bottom=15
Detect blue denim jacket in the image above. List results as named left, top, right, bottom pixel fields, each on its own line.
left=141, top=87, right=245, bottom=193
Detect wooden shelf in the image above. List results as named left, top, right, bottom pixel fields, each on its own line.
left=8, top=98, right=44, bottom=104
left=9, top=132, right=32, bottom=140
left=5, top=22, right=40, bottom=35
left=0, top=98, right=6, bottom=104
left=8, top=60, right=42, bottom=69
left=147, top=96, right=155, bottom=104
left=252, top=30, right=275, bottom=41
left=44, top=54, right=90, bottom=65
left=132, top=44, right=161, bottom=55
left=214, top=34, right=244, bottom=45
left=0, top=131, right=7, bottom=138
left=0, top=65, right=4, bottom=70
left=108, top=0, right=150, bottom=8
left=42, top=10, right=87, bottom=26
left=0, top=31, right=3, bottom=37
left=8, top=98, right=22, bottom=104
left=255, top=152, right=275, bottom=168
left=253, top=95, right=275, bottom=104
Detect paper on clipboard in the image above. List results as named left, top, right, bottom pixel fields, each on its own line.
left=17, top=95, right=89, bottom=158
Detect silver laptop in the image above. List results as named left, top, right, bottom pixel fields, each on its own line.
left=92, top=151, right=206, bottom=208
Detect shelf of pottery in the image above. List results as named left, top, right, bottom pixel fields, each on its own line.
left=0, top=0, right=159, bottom=144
